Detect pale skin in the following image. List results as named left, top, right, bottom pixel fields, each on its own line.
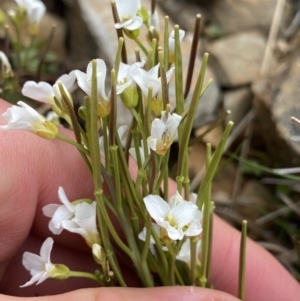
left=0, top=99, right=299, bottom=301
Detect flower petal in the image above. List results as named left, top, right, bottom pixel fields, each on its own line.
left=143, top=195, right=170, bottom=222
left=22, top=81, right=53, bottom=103
left=40, top=237, right=54, bottom=263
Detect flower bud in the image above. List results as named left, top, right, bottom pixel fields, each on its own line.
left=50, top=264, right=70, bottom=280
left=97, top=100, right=111, bottom=118
left=36, top=121, right=58, bottom=139
left=120, top=85, right=139, bottom=108
left=124, top=28, right=140, bottom=40
left=151, top=98, right=163, bottom=116
left=92, top=244, right=106, bottom=265
left=137, top=6, right=149, bottom=26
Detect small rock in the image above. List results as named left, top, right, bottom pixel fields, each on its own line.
left=209, top=0, right=287, bottom=35
left=253, top=59, right=300, bottom=166
left=223, top=86, right=252, bottom=125
left=206, top=30, right=267, bottom=87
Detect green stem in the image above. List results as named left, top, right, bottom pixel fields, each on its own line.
left=199, top=144, right=212, bottom=287
left=177, top=53, right=209, bottom=177
left=238, top=220, right=247, bottom=301
left=196, top=121, right=233, bottom=209
left=167, top=244, right=176, bottom=285
left=68, top=270, right=101, bottom=283
left=164, top=16, right=169, bottom=70
left=134, top=36, right=148, bottom=55
left=190, top=236, right=198, bottom=285
left=56, top=134, right=89, bottom=155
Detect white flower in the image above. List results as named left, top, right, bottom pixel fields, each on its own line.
left=75, top=59, right=111, bottom=117
left=143, top=194, right=202, bottom=240
left=117, top=61, right=144, bottom=94
left=62, top=202, right=99, bottom=247
left=0, top=101, right=58, bottom=139
left=43, top=187, right=100, bottom=247
left=22, top=71, right=76, bottom=105
left=20, top=237, right=55, bottom=287
left=43, top=187, right=76, bottom=235
left=169, top=29, right=185, bottom=63
left=176, top=239, right=201, bottom=263
left=114, top=0, right=143, bottom=31
left=131, top=63, right=174, bottom=99
left=15, top=0, right=46, bottom=24
left=147, top=111, right=181, bottom=155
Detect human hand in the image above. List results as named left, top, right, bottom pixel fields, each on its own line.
left=0, top=99, right=298, bottom=301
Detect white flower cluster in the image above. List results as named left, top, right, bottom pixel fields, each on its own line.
left=139, top=191, right=202, bottom=263
left=0, top=56, right=182, bottom=155
left=1, top=0, right=198, bottom=288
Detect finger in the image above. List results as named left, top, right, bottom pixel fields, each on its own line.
left=0, top=99, right=94, bottom=265
left=0, top=286, right=240, bottom=301
left=211, top=216, right=300, bottom=301
left=0, top=234, right=140, bottom=296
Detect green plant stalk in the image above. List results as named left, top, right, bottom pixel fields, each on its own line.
left=190, top=236, right=198, bottom=285
left=174, top=25, right=184, bottom=116
left=163, top=149, right=170, bottom=200
left=89, top=61, right=125, bottom=286
left=115, top=130, right=142, bottom=212
left=158, top=51, right=169, bottom=107
left=174, top=265, right=185, bottom=285
left=199, top=143, right=212, bottom=287
left=177, top=53, right=209, bottom=177
left=205, top=201, right=214, bottom=288
left=56, top=134, right=89, bottom=155
left=97, top=191, right=132, bottom=259
left=136, top=170, right=146, bottom=199
left=90, top=60, right=102, bottom=189
left=176, top=175, right=184, bottom=194
left=132, top=129, right=143, bottom=169
left=184, top=14, right=201, bottom=99
left=146, top=222, right=169, bottom=281
left=58, top=83, right=92, bottom=175
left=109, top=69, right=117, bottom=146
left=130, top=108, right=148, bottom=164
left=102, top=117, right=111, bottom=173
left=141, top=213, right=152, bottom=263
left=111, top=0, right=127, bottom=64
left=154, top=149, right=170, bottom=193
left=68, top=270, right=101, bottom=283
left=167, top=244, right=176, bottom=285
left=238, top=220, right=247, bottom=300
left=110, top=146, right=153, bottom=287
left=114, top=37, right=124, bottom=77
left=196, top=121, right=233, bottom=209
left=145, top=86, right=153, bottom=139
left=145, top=49, right=154, bottom=71
left=134, top=36, right=148, bottom=55
left=164, top=16, right=169, bottom=70
left=151, top=38, right=158, bottom=67
left=110, top=145, right=138, bottom=220
left=183, top=149, right=190, bottom=200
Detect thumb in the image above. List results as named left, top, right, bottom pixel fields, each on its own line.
left=1, top=286, right=241, bottom=301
